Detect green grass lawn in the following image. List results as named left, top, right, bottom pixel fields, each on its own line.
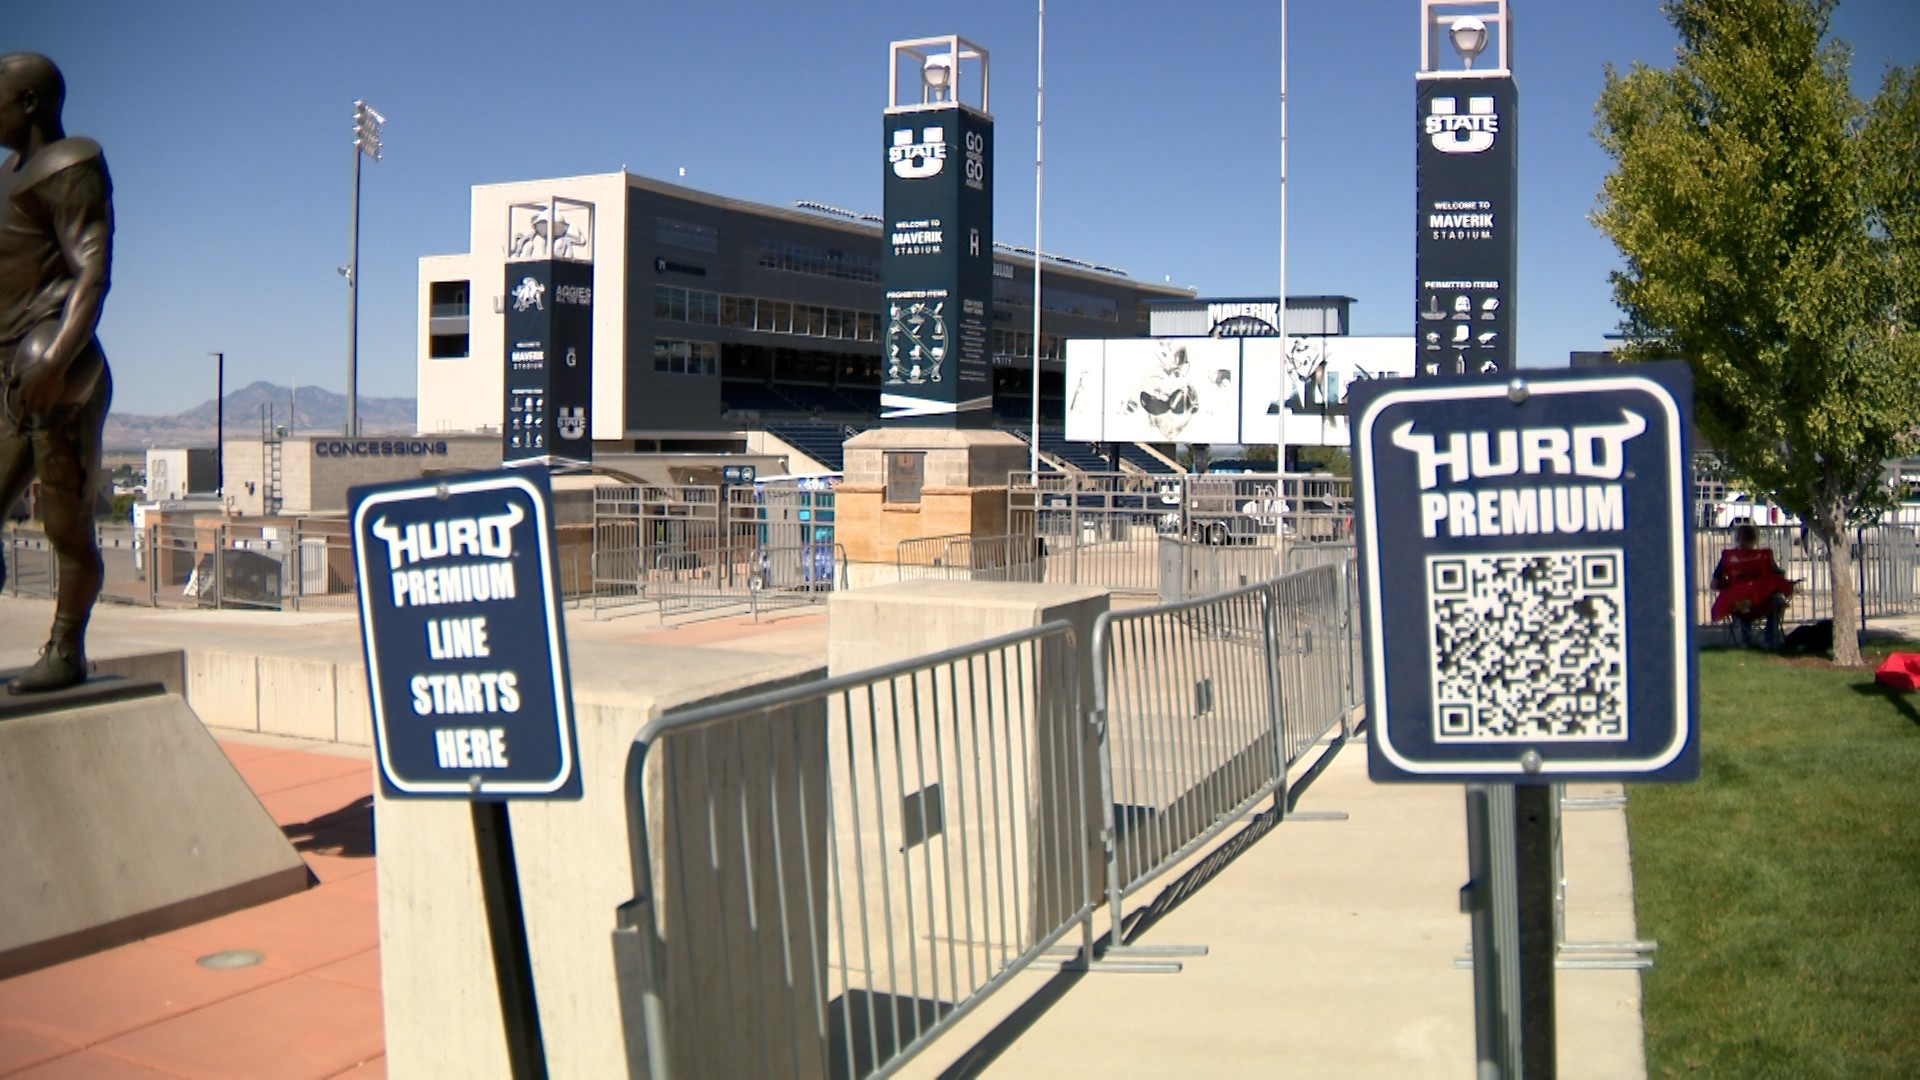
left=1629, top=640, right=1920, bottom=1078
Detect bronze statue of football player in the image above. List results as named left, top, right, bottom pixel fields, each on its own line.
left=0, top=53, right=113, bottom=694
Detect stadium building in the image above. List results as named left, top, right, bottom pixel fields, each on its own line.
left=415, top=171, right=1365, bottom=476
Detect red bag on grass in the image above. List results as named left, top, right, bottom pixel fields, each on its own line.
left=1873, top=652, right=1920, bottom=691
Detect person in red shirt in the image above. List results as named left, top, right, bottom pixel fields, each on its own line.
left=1711, top=523, right=1794, bottom=649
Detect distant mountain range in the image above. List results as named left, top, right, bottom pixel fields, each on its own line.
left=104, top=382, right=418, bottom=450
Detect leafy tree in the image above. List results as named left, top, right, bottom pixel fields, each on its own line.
left=1593, top=0, right=1920, bottom=665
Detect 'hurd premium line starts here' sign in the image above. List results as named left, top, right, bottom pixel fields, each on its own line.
left=352, top=468, right=581, bottom=800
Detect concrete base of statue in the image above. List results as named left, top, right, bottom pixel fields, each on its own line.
left=0, top=674, right=310, bottom=978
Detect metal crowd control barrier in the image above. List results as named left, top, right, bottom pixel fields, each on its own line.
left=145, top=523, right=202, bottom=609
left=897, top=534, right=1044, bottom=584
left=1285, top=539, right=1355, bottom=572
left=591, top=546, right=650, bottom=616
left=1280, top=544, right=1366, bottom=717
left=132, top=520, right=356, bottom=613
left=1270, top=564, right=1353, bottom=763
left=1008, top=471, right=1354, bottom=596
left=650, top=542, right=848, bottom=623
left=3, top=529, right=56, bottom=599
left=896, top=533, right=970, bottom=582
left=612, top=623, right=1097, bottom=1080
left=1091, top=563, right=1353, bottom=951
left=1343, top=559, right=1364, bottom=716
left=1858, top=525, right=1920, bottom=617
left=1154, top=537, right=1283, bottom=602
left=652, top=545, right=756, bottom=621
left=1550, top=786, right=1657, bottom=969
left=748, top=542, right=848, bottom=613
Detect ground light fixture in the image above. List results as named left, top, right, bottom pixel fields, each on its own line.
left=1450, top=16, right=1489, bottom=68
left=196, top=949, right=264, bottom=970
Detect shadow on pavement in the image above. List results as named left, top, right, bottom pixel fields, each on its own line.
left=283, top=795, right=375, bottom=858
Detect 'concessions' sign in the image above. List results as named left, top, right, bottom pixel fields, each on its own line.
left=315, top=439, right=449, bottom=458
left=1415, top=77, right=1517, bottom=377
left=1350, top=363, right=1697, bottom=783
left=351, top=468, right=581, bottom=799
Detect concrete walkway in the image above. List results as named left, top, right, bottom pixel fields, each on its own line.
left=0, top=595, right=1661, bottom=1078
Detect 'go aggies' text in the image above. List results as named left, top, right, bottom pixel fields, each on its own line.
left=369, top=505, right=524, bottom=757
left=1391, top=411, right=1647, bottom=538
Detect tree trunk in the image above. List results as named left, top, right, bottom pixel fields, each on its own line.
left=1822, top=524, right=1866, bottom=666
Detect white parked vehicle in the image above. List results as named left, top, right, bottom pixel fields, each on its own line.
left=1711, top=493, right=1799, bottom=530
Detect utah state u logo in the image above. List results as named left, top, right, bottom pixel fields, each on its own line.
left=1425, top=96, right=1498, bottom=154
left=889, top=127, right=947, bottom=179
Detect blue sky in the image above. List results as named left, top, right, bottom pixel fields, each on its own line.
left=13, top=0, right=1918, bottom=416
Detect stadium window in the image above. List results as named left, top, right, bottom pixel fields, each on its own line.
left=428, top=280, right=470, bottom=318
left=656, top=217, right=719, bottom=254
left=655, top=285, right=687, bottom=322
left=653, top=338, right=716, bottom=376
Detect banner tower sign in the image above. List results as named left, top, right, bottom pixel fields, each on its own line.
left=880, top=35, right=994, bottom=426
left=502, top=197, right=595, bottom=467
left=1415, top=1, right=1517, bottom=377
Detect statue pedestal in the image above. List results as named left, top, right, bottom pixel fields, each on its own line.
left=0, top=674, right=310, bottom=978
left=836, top=427, right=1029, bottom=588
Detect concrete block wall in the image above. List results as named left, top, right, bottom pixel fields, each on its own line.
left=132, top=648, right=376, bottom=746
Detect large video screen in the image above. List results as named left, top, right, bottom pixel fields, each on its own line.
left=1240, top=336, right=1415, bottom=447
left=1063, top=338, right=1243, bottom=444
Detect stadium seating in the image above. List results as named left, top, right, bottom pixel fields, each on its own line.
left=1114, top=443, right=1177, bottom=475
left=766, top=421, right=862, bottom=473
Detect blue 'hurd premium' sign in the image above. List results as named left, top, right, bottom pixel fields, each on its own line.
left=880, top=105, right=993, bottom=425
left=1350, top=364, right=1697, bottom=783
left=1416, top=77, right=1517, bottom=377
left=351, top=469, right=581, bottom=799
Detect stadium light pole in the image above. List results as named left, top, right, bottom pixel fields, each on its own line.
left=211, top=351, right=223, bottom=499
left=346, top=100, right=385, bottom=438
left=1030, top=0, right=1045, bottom=477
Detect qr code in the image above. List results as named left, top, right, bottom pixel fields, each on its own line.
left=1427, top=550, right=1627, bottom=742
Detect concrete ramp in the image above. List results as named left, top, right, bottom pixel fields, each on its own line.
left=0, top=677, right=310, bottom=978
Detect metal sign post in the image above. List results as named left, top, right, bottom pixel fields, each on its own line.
left=352, top=467, right=583, bottom=1080
left=1350, top=364, right=1698, bottom=1076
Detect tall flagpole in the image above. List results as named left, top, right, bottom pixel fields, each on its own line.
left=1030, top=0, right=1045, bottom=477
left=1277, top=0, right=1289, bottom=478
